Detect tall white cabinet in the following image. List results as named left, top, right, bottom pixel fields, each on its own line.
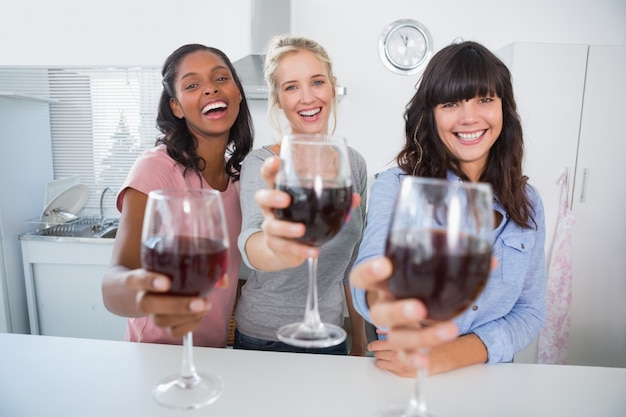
left=497, top=43, right=626, bottom=367
left=0, top=93, right=55, bottom=334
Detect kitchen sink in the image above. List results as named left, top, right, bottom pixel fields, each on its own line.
left=95, top=225, right=118, bottom=239
left=34, top=218, right=119, bottom=239
left=92, top=221, right=119, bottom=239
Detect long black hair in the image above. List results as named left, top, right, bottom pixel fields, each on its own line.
left=156, top=43, right=253, bottom=182
left=399, top=41, right=534, bottom=229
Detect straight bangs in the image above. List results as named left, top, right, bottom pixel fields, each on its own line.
left=425, top=48, right=504, bottom=106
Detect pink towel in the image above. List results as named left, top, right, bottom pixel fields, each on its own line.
left=537, top=170, right=575, bottom=364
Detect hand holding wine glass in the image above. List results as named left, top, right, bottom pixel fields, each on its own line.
left=380, top=177, right=493, bottom=417
left=141, top=189, right=229, bottom=410
left=273, top=133, right=354, bottom=348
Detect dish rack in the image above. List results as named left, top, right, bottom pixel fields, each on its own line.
left=25, top=214, right=103, bottom=237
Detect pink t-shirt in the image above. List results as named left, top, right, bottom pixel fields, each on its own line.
left=117, top=144, right=242, bottom=347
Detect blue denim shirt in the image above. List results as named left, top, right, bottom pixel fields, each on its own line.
left=351, top=167, right=547, bottom=363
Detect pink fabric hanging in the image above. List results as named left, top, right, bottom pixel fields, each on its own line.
left=537, top=170, right=575, bottom=364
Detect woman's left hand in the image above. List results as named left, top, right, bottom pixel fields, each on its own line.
left=349, top=257, right=459, bottom=374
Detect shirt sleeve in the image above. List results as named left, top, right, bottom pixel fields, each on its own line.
left=116, top=147, right=181, bottom=212
left=471, top=186, right=548, bottom=363
left=237, top=149, right=270, bottom=270
left=342, top=148, right=369, bottom=286
left=350, top=167, right=404, bottom=324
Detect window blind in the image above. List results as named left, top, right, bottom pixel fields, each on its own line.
left=0, top=66, right=162, bottom=216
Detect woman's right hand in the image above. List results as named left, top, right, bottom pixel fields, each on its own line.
left=120, top=266, right=214, bottom=338
left=103, top=187, right=219, bottom=338
left=248, top=156, right=362, bottom=271
left=252, top=156, right=319, bottom=268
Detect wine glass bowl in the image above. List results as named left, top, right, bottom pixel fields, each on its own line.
left=274, top=133, right=353, bottom=348
left=142, top=235, right=228, bottom=297
left=381, top=177, right=493, bottom=417
left=141, top=189, right=229, bottom=410
left=386, top=228, right=491, bottom=323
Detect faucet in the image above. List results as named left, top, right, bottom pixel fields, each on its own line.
left=100, top=187, right=115, bottom=222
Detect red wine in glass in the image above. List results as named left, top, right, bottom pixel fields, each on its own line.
left=386, top=229, right=491, bottom=322
left=274, top=133, right=353, bottom=348
left=378, top=177, right=493, bottom=417
left=275, top=182, right=352, bottom=247
left=142, top=189, right=229, bottom=410
left=142, top=235, right=228, bottom=297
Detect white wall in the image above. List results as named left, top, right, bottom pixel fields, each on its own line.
left=0, top=0, right=253, bottom=67
left=2, top=0, right=624, bottom=174
left=290, top=0, right=626, bottom=175
left=2, top=0, right=625, bottom=361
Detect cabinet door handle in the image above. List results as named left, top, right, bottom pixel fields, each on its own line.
left=580, top=168, right=589, bottom=203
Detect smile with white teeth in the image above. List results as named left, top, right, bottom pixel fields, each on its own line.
left=456, top=130, right=485, bottom=141
left=202, top=101, right=227, bottom=114
left=298, top=107, right=321, bottom=117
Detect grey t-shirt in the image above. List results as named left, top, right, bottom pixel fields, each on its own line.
left=236, top=145, right=368, bottom=341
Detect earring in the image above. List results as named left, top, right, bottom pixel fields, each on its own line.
left=411, top=113, right=424, bottom=176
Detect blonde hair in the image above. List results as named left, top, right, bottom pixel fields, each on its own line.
left=263, top=34, right=338, bottom=139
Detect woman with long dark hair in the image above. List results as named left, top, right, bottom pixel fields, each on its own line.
left=350, top=40, right=546, bottom=376
left=102, top=44, right=253, bottom=347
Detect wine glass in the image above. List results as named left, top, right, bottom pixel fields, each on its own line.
left=380, top=177, right=494, bottom=417
left=141, top=189, right=229, bottom=410
left=274, top=133, right=353, bottom=348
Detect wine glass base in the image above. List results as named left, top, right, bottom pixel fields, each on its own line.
left=153, top=372, right=223, bottom=410
left=375, top=404, right=435, bottom=417
left=277, top=322, right=347, bottom=348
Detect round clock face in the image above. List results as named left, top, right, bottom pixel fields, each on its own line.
left=379, top=19, right=433, bottom=75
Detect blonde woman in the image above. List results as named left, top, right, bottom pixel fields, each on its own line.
left=235, top=35, right=368, bottom=355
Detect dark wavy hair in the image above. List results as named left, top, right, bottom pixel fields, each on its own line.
left=399, top=41, right=534, bottom=229
left=156, top=44, right=254, bottom=182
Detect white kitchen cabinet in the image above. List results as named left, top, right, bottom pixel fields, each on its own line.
left=0, top=91, right=54, bottom=334
left=20, top=236, right=126, bottom=341
left=497, top=43, right=626, bottom=367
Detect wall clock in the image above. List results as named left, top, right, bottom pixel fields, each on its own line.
left=379, top=19, right=433, bottom=75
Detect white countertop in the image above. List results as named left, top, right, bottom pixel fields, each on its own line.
left=1, top=333, right=624, bottom=417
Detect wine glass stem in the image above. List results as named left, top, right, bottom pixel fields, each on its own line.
left=405, top=347, right=430, bottom=417
left=302, top=257, right=323, bottom=330
left=180, top=331, right=201, bottom=387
